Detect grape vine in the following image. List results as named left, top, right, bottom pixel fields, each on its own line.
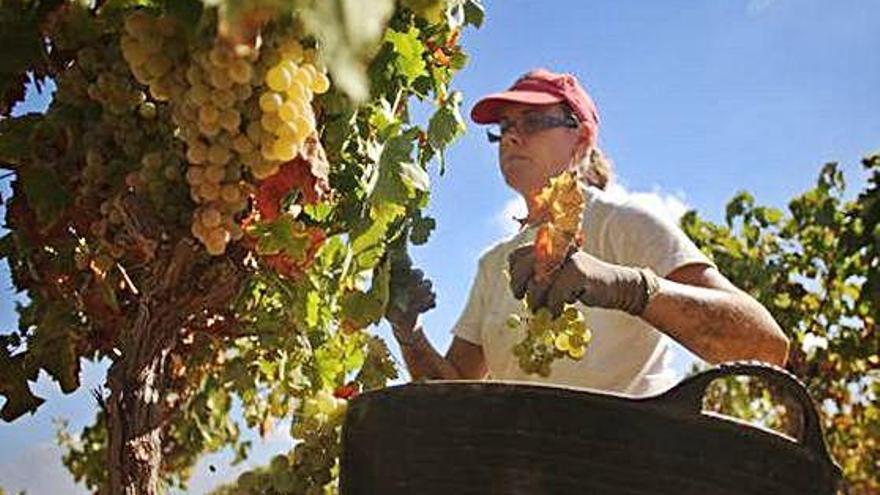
left=0, top=0, right=481, bottom=493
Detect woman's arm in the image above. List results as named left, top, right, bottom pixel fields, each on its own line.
left=510, top=246, right=790, bottom=367
left=641, top=263, right=789, bottom=365
left=394, top=319, right=488, bottom=380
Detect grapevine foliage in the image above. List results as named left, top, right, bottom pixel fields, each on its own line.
left=0, top=0, right=482, bottom=492
left=683, top=155, right=880, bottom=494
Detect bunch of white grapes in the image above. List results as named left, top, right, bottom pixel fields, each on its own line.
left=509, top=305, right=592, bottom=376
left=255, top=37, right=330, bottom=178
left=119, top=11, right=331, bottom=256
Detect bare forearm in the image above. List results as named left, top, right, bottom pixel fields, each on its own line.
left=642, top=279, right=789, bottom=365
left=397, top=325, right=462, bottom=380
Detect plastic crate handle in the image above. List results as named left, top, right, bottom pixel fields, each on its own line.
left=656, top=360, right=836, bottom=465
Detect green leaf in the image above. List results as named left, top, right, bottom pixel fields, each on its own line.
left=427, top=90, right=466, bottom=172
left=0, top=350, right=45, bottom=422
left=27, top=304, right=82, bottom=394
left=463, top=0, right=485, bottom=28
left=19, top=165, right=70, bottom=226
left=773, top=292, right=791, bottom=309
left=350, top=202, right=405, bottom=268
left=399, top=160, right=430, bottom=193
left=384, top=26, right=427, bottom=86
left=371, top=132, right=421, bottom=205
left=303, top=201, right=333, bottom=223
left=725, top=191, right=754, bottom=227
left=339, top=257, right=391, bottom=331
left=0, top=114, right=39, bottom=167
left=401, top=0, right=446, bottom=24
left=449, top=51, right=469, bottom=71
left=251, top=215, right=311, bottom=260
left=305, top=289, right=321, bottom=329
left=428, top=93, right=466, bottom=149
left=339, top=290, right=383, bottom=329
left=367, top=98, right=402, bottom=141
left=410, top=214, right=436, bottom=245
left=763, top=207, right=784, bottom=224
left=0, top=0, right=64, bottom=115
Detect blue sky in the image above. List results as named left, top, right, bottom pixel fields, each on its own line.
left=2, top=1, right=879, bottom=492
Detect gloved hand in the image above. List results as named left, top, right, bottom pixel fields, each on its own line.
left=385, top=266, right=436, bottom=344
left=507, top=244, right=660, bottom=317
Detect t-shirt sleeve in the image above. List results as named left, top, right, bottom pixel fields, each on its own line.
left=450, top=257, right=489, bottom=345
left=607, top=202, right=715, bottom=277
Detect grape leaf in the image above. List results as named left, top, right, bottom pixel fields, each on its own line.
left=462, top=0, right=485, bottom=28
left=427, top=90, right=465, bottom=173
left=0, top=0, right=62, bottom=115
left=19, top=165, right=70, bottom=226
left=33, top=331, right=81, bottom=394
left=339, top=260, right=389, bottom=330
left=350, top=202, right=405, bottom=269
left=428, top=91, right=465, bottom=149
left=367, top=98, right=402, bottom=141
left=0, top=113, right=39, bottom=168
left=371, top=131, right=424, bottom=206
left=410, top=213, right=435, bottom=245
left=384, top=26, right=427, bottom=86
left=251, top=214, right=312, bottom=260
left=399, top=160, right=430, bottom=193
left=0, top=350, right=45, bottom=422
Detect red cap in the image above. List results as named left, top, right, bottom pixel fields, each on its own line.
left=471, top=68, right=600, bottom=138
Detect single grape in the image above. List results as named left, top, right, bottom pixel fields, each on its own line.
left=138, top=101, right=157, bottom=119
left=266, top=66, right=293, bottom=92
left=198, top=104, right=220, bottom=125
left=273, top=138, right=299, bottom=161
left=205, top=163, right=227, bottom=183
left=311, top=71, right=330, bottom=94
left=259, top=91, right=283, bottom=113
left=277, top=100, right=299, bottom=122
left=228, top=59, right=253, bottom=84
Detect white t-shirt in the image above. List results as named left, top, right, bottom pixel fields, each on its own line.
left=451, top=184, right=715, bottom=396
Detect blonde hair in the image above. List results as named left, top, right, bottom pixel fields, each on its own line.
left=559, top=103, right=613, bottom=190
left=572, top=146, right=614, bottom=191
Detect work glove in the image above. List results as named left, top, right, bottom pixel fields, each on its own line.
left=507, top=244, right=660, bottom=317
left=385, top=263, right=436, bottom=345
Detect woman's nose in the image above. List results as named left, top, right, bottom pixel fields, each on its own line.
left=501, top=127, right=523, bottom=146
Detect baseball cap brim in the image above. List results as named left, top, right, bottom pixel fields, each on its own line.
left=470, top=90, right=564, bottom=124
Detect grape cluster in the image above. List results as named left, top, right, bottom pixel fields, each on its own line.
left=119, top=11, right=187, bottom=103
left=231, top=388, right=346, bottom=495
left=508, top=305, right=592, bottom=377
left=65, top=38, right=188, bottom=262
left=255, top=38, right=330, bottom=174
left=175, top=43, right=259, bottom=255
left=120, top=11, right=331, bottom=256
left=507, top=170, right=592, bottom=376
left=124, top=149, right=189, bottom=224
left=86, top=70, right=147, bottom=115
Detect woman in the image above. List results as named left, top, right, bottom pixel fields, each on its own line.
left=387, top=68, right=788, bottom=395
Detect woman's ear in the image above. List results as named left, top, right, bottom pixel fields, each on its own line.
left=571, top=133, right=593, bottom=162
left=579, top=124, right=595, bottom=147
left=572, top=124, right=593, bottom=153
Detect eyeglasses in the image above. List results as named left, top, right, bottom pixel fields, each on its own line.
left=486, top=112, right=579, bottom=143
